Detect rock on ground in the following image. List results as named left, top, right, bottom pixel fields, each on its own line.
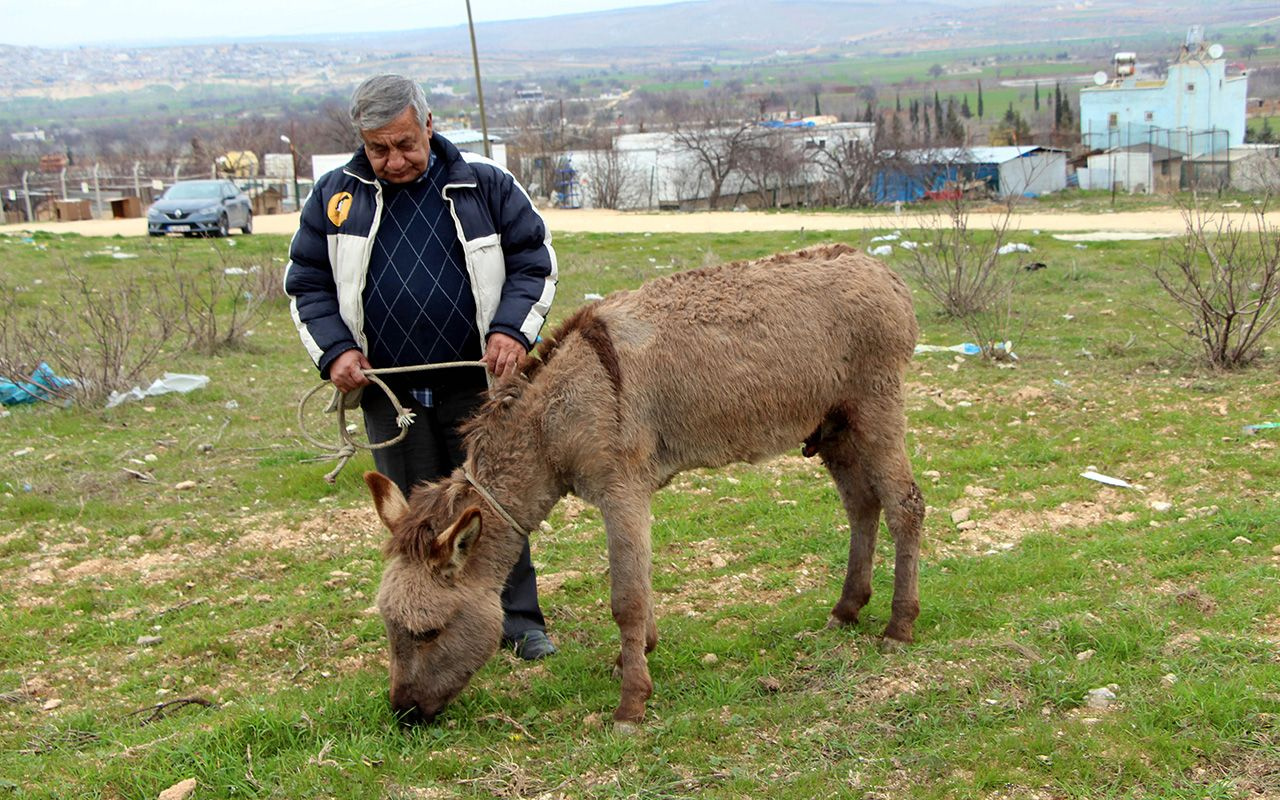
left=158, top=779, right=197, bottom=800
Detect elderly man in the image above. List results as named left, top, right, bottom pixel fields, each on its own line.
left=284, top=74, right=559, bottom=659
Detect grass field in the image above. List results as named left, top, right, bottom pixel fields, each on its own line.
left=1, top=223, right=1278, bottom=798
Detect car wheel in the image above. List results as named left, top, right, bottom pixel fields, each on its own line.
left=215, top=214, right=229, bottom=238
left=148, top=231, right=164, bottom=237
left=241, top=213, right=253, bottom=235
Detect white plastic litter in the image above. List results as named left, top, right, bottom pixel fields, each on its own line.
left=869, top=245, right=894, bottom=257
left=870, top=232, right=901, bottom=242
left=997, top=243, right=1033, bottom=255
left=106, top=373, right=211, bottom=409
left=1080, top=471, right=1135, bottom=489
left=900, top=241, right=919, bottom=250
left=584, top=292, right=604, bottom=301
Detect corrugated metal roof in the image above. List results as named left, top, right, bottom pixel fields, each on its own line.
left=902, top=146, right=1059, bottom=165
left=437, top=128, right=503, bottom=146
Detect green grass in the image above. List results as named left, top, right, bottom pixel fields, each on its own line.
left=1, top=222, right=1278, bottom=798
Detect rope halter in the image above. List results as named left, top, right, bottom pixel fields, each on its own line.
left=463, top=468, right=530, bottom=538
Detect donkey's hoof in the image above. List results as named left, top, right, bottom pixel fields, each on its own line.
left=877, top=637, right=908, bottom=654
left=826, top=615, right=857, bottom=630
left=612, top=720, right=642, bottom=737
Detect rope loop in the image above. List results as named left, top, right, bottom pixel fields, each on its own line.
left=298, top=360, right=486, bottom=483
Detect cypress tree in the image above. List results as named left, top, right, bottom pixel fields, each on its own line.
left=977, top=81, right=984, bottom=119
left=960, top=94, right=972, bottom=118
left=1034, top=82, right=1040, bottom=112
left=895, top=92, right=902, bottom=113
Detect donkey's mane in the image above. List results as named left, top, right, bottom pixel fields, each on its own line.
left=459, top=303, right=622, bottom=452
left=526, top=303, right=622, bottom=393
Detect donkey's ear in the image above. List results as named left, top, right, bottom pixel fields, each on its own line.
left=435, top=507, right=483, bottom=576
left=364, top=471, right=409, bottom=530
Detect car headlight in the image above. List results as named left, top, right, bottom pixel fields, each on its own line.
left=147, top=207, right=162, bottom=220
left=198, top=204, right=222, bottom=215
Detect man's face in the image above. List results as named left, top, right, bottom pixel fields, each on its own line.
left=361, top=106, right=432, bottom=183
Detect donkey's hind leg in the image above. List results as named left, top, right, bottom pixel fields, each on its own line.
left=819, top=396, right=923, bottom=644
left=820, top=448, right=881, bottom=629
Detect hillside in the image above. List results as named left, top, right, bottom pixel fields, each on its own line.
left=327, top=0, right=1273, bottom=57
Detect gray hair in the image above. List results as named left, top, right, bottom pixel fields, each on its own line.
left=349, top=75, right=431, bottom=132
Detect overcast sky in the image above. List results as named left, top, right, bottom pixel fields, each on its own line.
left=1, top=0, right=684, bottom=48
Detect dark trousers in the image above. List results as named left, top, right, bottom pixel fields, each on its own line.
left=361, top=373, right=546, bottom=640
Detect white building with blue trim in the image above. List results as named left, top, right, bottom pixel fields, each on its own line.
left=1079, top=36, right=1247, bottom=159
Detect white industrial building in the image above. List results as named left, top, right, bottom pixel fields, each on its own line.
left=561, top=121, right=875, bottom=210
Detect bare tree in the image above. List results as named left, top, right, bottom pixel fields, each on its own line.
left=584, top=146, right=642, bottom=209
left=307, top=100, right=363, bottom=154
left=810, top=126, right=901, bottom=207
left=735, top=127, right=807, bottom=208
left=504, top=103, right=574, bottom=200
left=668, top=92, right=759, bottom=209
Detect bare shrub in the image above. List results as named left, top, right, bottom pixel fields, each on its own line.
left=0, top=266, right=183, bottom=407
left=0, top=249, right=285, bottom=407
left=898, top=199, right=1023, bottom=360
left=170, top=248, right=283, bottom=355
left=1154, top=205, right=1280, bottom=369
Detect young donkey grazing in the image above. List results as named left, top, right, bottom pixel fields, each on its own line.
left=366, top=243, right=924, bottom=726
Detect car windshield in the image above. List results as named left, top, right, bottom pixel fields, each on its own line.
left=163, top=181, right=226, bottom=200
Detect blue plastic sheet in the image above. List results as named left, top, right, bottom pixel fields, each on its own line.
left=0, top=362, right=75, bottom=405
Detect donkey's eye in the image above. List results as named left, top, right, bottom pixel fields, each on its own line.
left=412, top=628, right=441, bottom=643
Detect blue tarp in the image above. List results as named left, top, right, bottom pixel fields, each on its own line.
left=0, top=362, right=75, bottom=405
left=873, top=163, right=1000, bottom=203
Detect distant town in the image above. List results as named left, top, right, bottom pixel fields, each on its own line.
left=2, top=0, right=1278, bottom=223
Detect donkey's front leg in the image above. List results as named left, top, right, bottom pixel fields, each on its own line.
left=602, top=493, right=655, bottom=725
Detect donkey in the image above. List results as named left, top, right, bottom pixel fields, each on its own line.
left=365, top=243, right=925, bottom=727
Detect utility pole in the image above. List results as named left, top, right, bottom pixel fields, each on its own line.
left=21, top=170, right=33, bottom=222
left=466, top=0, right=492, bottom=159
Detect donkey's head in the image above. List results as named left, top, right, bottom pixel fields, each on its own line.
left=365, top=471, right=504, bottom=725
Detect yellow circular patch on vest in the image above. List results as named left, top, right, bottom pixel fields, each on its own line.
left=327, top=191, right=353, bottom=227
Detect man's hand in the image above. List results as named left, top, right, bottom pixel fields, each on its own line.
left=484, top=332, right=526, bottom=378
left=329, top=349, right=372, bottom=393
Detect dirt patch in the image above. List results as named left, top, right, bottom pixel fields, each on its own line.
left=657, top=552, right=827, bottom=617
left=235, top=507, right=383, bottom=552
left=61, top=547, right=216, bottom=585
left=10, top=507, right=385, bottom=594
left=537, top=570, right=586, bottom=595
left=932, top=491, right=1133, bottom=558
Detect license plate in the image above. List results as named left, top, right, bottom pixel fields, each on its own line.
left=169, top=225, right=191, bottom=232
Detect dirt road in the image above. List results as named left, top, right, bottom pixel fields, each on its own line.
left=0, top=206, right=1269, bottom=238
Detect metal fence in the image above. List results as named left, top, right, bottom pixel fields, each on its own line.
left=1, top=165, right=305, bottom=224
left=1081, top=121, right=1231, bottom=161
